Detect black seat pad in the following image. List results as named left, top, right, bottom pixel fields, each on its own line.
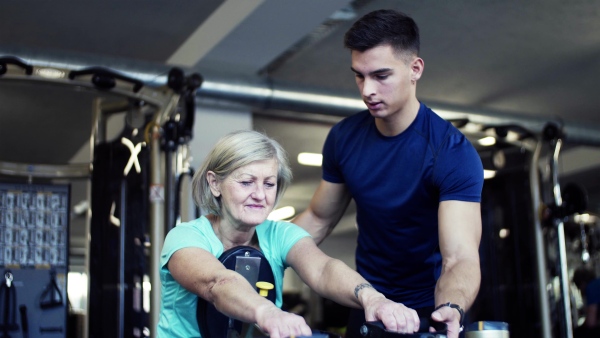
left=196, top=246, right=276, bottom=338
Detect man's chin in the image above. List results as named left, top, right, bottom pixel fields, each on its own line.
left=368, top=109, right=387, bottom=118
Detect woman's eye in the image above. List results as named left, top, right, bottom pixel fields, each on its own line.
left=265, top=182, right=276, bottom=188
left=240, top=181, right=253, bottom=186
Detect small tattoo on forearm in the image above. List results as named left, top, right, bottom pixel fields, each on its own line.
left=354, top=283, right=374, bottom=299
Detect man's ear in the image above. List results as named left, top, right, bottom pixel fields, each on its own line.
left=411, top=57, right=424, bottom=82
left=206, top=171, right=220, bottom=197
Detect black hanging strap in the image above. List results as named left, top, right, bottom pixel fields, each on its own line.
left=39, top=269, right=63, bottom=309
left=0, top=270, right=19, bottom=338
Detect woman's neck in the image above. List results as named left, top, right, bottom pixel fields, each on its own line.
left=208, top=214, right=258, bottom=251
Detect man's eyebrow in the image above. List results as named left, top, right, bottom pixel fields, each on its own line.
left=350, top=67, right=393, bottom=75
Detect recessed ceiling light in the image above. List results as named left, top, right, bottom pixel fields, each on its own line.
left=478, top=136, right=496, bottom=146
left=483, top=170, right=496, bottom=179
left=297, top=152, right=322, bottom=166
left=268, top=206, right=295, bottom=221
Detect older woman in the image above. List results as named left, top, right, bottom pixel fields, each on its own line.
left=157, top=130, right=419, bottom=338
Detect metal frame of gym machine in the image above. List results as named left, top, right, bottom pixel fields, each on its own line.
left=530, top=123, right=588, bottom=338
left=0, top=56, right=201, bottom=338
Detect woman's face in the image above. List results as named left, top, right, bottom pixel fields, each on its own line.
left=211, top=159, right=279, bottom=228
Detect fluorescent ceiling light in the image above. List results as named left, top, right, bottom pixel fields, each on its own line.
left=478, top=136, right=496, bottom=146
left=36, top=68, right=66, bottom=79
left=574, top=213, right=596, bottom=224
left=298, top=152, right=322, bottom=166
left=268, top=206, right=295, bottom=221
left=483, top=170, right=496, bottom=179
left=505, top=130, right=520, bottom=142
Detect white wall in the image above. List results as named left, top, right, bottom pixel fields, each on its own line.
left=188, top=105, right=253, bottom=170
left=180, top=105, right=252, bottom=222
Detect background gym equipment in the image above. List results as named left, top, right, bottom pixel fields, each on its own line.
left=85, top=66, right=202, bottom=338
left=464, top=321, right=510, bottom=338
left=0, top=182, right=69, bottom=338
left=0, top=56, right=201, bottom=338
left=466, top=121, right=591, bottom=338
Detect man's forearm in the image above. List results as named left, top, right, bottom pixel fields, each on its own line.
left=292, top=210, right=333, bottom=245
left=434, top=257, right=481, bottom=311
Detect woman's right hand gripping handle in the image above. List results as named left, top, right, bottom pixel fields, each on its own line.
left=255, top=304, right=313, bottom=338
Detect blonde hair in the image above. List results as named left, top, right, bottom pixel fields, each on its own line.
left=191, top=130, right=292, bottom=215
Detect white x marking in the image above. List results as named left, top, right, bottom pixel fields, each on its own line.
left=121, top=137, right=145, bottom=176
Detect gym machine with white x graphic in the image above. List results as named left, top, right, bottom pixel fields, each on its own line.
left=82, top=65, right=202, bottom=338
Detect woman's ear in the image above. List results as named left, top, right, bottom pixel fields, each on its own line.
left=206, top=171, right=221, bottom=197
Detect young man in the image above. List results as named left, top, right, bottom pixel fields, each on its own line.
left=293, top=9, right=484, bottom=338
left=573, top=267, right=600, bottom=337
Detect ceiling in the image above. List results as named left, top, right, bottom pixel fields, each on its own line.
left=2, top=0, right=600, bottom=265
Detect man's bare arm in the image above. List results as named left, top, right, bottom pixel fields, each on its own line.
left=432, top=200, right=482, bottom=338
left=292, top=180, right=352, bottom=244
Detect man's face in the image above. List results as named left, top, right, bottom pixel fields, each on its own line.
left=351, top=44, right=415, bottom=120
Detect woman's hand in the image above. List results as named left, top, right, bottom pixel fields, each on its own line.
left=255, top=305, right=312, bottom=338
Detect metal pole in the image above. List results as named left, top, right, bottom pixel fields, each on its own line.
left=530, top=140, right=552, bottom=338
left=118, top=180, right=126, bottom=338
left=164, top=148, right=176, bottom=233
left=5, top=53, right=600, bottom=146
left=149, top=125, right=164, bottom=337
left=550, top=139, right=574, bottom=338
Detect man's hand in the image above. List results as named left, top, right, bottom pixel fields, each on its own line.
left=362, top=295, right=420, bottom=334
left=431, top=305, right=462, bottom=338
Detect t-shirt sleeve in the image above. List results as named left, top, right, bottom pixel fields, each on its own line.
left=160, top=224, right=212, bottom=270
left=272, top=221, right=311, bottom=267
left=321, top=125, right=345, bottom=184
left=434, top=132, right=484, bottom=202
left=586, top=279, right=600, bottom=305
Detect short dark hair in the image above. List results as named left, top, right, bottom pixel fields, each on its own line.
left=573, top=267, right=596, bottom=293
left=344, top=9, right=420, bottom=56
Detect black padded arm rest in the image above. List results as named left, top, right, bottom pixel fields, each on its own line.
left=360, top=319, right=447, bottom=338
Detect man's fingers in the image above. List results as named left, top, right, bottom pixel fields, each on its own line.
left=299, top=323, right=312, bottom=337
left=399, top=311, right=414, bottom=333
left=431, top=309, right=444, bottom=321
left=430, top=308, right=461, bottom=338
left=402, top=308, right=419, bottom=333
left=412, top=309, right=420, bottom=332
left=382, top=308, right=419, bottom=333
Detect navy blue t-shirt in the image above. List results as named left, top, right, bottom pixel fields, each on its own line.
left=586, top=278, right=600, bottom=305
left=322, top=103, right=483, bottom=308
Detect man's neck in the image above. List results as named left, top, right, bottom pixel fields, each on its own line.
left=375, top=98, right=420, bottom=137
